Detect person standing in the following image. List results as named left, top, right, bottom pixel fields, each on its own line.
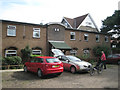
left=101, top=51, right=107, bottom=69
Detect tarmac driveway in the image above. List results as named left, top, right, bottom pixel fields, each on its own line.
left=1, top=65, right=119, bottom=88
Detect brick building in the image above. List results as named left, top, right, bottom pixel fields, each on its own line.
left=0, top=14, right=111, bottom=58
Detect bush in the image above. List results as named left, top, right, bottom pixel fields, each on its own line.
left=93, top=45, right=111, bottom=57
left=2, top=56, right=22, bottom=65
left=21, top=45, right=32, bottom=63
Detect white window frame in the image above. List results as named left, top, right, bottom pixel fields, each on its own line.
left=70, top=50, right=77, bottom=55
left=83, top=50, right=90, bottom=55
left=5, top=50, right=17, bottom=57
left=86, top=22, right=92, bottom=27
left=105, top=36, right=108, bottom=42
left=96, top=35, right=100, bottom=42
left=7, top=25, right=16, bottom=36
left=84, top=34, right=89, bottom=41
left=32, top=50, right=41, bottom=55
left=33, top=28, right=40, bottom=38
left=54, top=28, right=60, bottom=32
left=70, top=32, right=75, bottom=40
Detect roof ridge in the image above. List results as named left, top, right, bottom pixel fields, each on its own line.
left=74, top=13, right=88, bottom=19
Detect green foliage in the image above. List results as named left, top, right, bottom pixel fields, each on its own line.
left=88, top=59, right=96, bottom=65
left=21, top=45, right=32, bottom=63
left=93, top=45, right=111, bottom=57
left=101, top=10, right=120, bottom=32
left=2, top=56, right=22, bottom=65
left=101, top=10, right=120, bottom=39
left=76, top=54, right=90, bottom=60
left=81, top=54, right=90, bottom=59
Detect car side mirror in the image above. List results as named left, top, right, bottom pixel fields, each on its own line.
left=66, top=60, right=69, bottom=63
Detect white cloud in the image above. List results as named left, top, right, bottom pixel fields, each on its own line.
left=0, top=0, right=119, bottom=28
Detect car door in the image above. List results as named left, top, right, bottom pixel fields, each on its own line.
left=35, top=58, right=45, bottom=73
left=28, top=58, right=36, bottom=72
left=112, top=55, right=119, bottom=63
left=60, top=56, right=71, bottom=70
left=107, top=55, right=113, bottom=63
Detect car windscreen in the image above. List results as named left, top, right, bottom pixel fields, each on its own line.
left=46, top=58, right=61, bottom=63
left=66, top=56, right=81, bottom=62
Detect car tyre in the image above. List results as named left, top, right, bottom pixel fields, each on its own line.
left=37, top=69, right=43, bottom=78
left=24, top=66, right=28, bottom=72
left=89, top=67, right=95, bottom=76
left=70, top=66, right=76, bottom=74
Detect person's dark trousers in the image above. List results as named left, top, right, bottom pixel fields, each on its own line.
left=101, top=60, right=107, bottom=69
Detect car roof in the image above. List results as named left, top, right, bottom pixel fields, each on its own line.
left=36, top=56, right=56, bottom=59
left=109, top=54, right=120, bottom=56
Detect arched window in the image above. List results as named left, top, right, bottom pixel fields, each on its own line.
left=4, top=46, right=18, bottom=57
left=32, top=47, right=42, bottom=55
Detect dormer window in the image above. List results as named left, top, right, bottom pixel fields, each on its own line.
left=86, top=22, right=92, bottom=27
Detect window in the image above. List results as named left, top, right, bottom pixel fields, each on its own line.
left=7, top=25, right=16, bottom=36
left=35, top=58, right=43, bottom=63
left=70, top=32, right=75, bottom=40
left=84, top=34, right=88, bottom=41
left=70, top=50, right=77, bottom=56
left=83, top=50, right=90, bottom=56
left=112, top=45, right=116, bottom=48
left=32, top=50, right=41, bottom=55
left=46, top=58, right=61, bottom=63
left=86, top=22, right=92, bottom=26
left=58, top=56, right=68, bottom=61
left=96, top=35, right=99, bottom=42
left=33, top=28, right=40, bottom=38
left=107, top=55, right=112, bottom=58
left=105, top=36, right=108, bottom=42
left=5, top=50, right=17, bottom=57
left=54, top=28, right=60, bottom=32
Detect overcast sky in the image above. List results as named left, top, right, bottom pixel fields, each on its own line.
left=0, top=0, right=119, bottom=29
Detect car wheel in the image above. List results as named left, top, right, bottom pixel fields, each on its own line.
left=37, top=69, right=43, bottom=78
left=24, top=66, right=28, bottom=72
left=70, top=66, right=76, bottom=74
left=89, top=67, right=95, bottom=76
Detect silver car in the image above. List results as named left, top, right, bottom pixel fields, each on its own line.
left=52, top=49, right=92, bottom=73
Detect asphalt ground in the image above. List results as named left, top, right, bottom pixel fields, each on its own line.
left=1, top=65, right=119, bottom=88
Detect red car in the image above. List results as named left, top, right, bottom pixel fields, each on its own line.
left=24, top=56, right=63, bottom=78
left=106, top=54, right=120, bottom=65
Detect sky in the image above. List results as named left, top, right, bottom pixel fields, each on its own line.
left=0, top=0, right=119, bottom=29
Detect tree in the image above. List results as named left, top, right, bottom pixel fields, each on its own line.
left=93, top=45, right=111, bottom=58
left=101, top=10, right=120, bottom=39
left=21, top=45, right=32, bottom=63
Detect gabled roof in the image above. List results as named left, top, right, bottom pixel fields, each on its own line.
left=63, top=14, right=88, bottom=28
left=63, top=17, right=74, bottom=28
left=74, top=14, right=88, bottom=28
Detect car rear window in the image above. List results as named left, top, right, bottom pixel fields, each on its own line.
left=46, top=58, right=61, bottom=63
